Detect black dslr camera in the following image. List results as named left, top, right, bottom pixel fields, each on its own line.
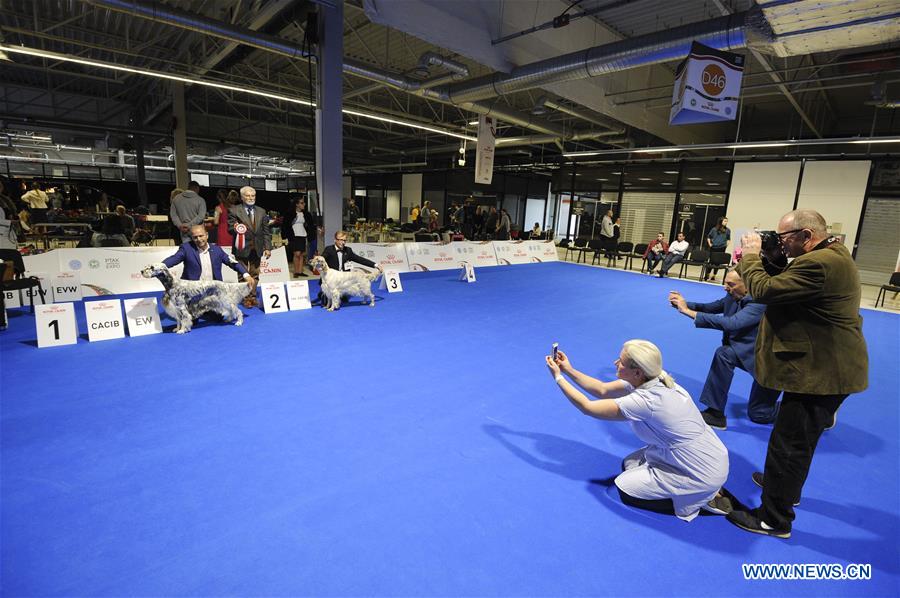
left=758, top=230, right=782, bottom=252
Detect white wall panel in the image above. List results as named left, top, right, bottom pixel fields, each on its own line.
left=401, top=173, right=423, bottom=212
left=796, top=160, right=870, bottom=251
left=727, top=162, right=801, bottom=251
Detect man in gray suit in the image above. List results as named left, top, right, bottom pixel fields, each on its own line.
left=228, top=186, right=272, bottom=306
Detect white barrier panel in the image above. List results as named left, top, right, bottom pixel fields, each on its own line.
left=528, top=240, right=560, bottom=262
left=345, top=243, right=411, bottom=273
left=261, top=282, right=288, bottom=313
left=405, top=241, right=464, bottom=271
left=286, top=280, right=312, bottom=310
left=493, top=241, right=535, bottom=265
left=453, top=241, right=499, bottom=267
left=123, top=297, right=163, bottom=336
left=51, top=272, right=83, bottom=302
left=35, top=302, right=78, bottom=348
left=23, top=246, right=251, bottom=296
left=85, top=299, right=126, bottom=342
left=259, top=246, right=290, bottom=283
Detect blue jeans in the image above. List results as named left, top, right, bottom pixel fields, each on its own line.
left=699, top=344, right=781, bottom=423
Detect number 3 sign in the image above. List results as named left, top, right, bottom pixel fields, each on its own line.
left=379, top=270, right=403, bottom=293
left=35, top=303, right=78, bottom=348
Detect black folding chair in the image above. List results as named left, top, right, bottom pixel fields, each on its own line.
left=607, top=242, right=634, bottom=268
left=875, top=272, right=900, bottom=307
left=678, top=248, right=709, bottom=279
left=703, top=252, right=731, bottom=282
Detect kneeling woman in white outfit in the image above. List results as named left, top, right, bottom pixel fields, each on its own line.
left=546, top=339, right=730, bottom=521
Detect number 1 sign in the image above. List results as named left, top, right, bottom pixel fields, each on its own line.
left=35, top=303, right=78, bottom=348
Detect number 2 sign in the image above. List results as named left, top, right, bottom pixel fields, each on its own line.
left=260, top=282, right=288, bottom=314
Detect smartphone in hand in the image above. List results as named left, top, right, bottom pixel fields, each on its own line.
left=552, top=343, right=559, bottom=360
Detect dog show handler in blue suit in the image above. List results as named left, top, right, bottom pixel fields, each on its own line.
left=668, top=269, right=780, bottom=430
left=163, top=224, right=255, bottom=286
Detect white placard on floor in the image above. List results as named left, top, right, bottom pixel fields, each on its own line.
left=35, top=302, right=78, bottom=348
left=2, top=288, right=21, bottom=309
left=123, top=297, right=163, bottom=336
left=458, top=263, right=476, bottom=282
left=261, top=282, right=288, bottom=313
left=85, top=299, right=126, bottom=342
left=286, top=280, right=312, bottom=310
left=379, top=270, right=403, bottom=293
left=51, top=272, right=83, bottom=302
left=16, top=272, right=52, bottom=306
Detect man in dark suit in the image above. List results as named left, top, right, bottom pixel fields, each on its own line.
left=669, top=269, right=780, bottom=429
left=228, top=186, right=271, bottom=274
left=163, top=225, right=255, bottom=287
left=727, top=209, right=868, bottom=538
left=321, top=230, right=380, bottom=272
left=316, top=230, right=382, bottom=305
left=228, top=186, right=271, bottom=306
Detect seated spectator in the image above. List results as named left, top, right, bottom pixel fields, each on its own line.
left=532, top=222, right=542, bottom=238
left=657, top=231, right=689, bottom=277
left=92, top=206, right=133, bottom=247
left=545, top=339, right=731, bottom=520
left=668, top=270, right=780, bottom=428
left=643, top=232, right=669, bottom=274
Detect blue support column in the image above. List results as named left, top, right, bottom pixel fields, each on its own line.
left=315, top=1, right=344, bottom=243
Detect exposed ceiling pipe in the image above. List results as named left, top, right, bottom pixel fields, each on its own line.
left=81, top=0, right=578, bottom=139
left=417, top=52, right=468, bottom=78
left=83, top=0, right=311, bottom=60
left=537, top=96, right=626, bottom=134
left=430, top=10, right=770, bottom=104
left=381, top=132, right=630, bottom=157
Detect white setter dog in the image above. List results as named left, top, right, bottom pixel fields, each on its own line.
left=141, top=263, right=252, bottom=333
left=309, top=255, right=381, bottom=311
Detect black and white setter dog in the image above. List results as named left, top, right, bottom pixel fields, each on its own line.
left=140, top=263, right=252, bottom=333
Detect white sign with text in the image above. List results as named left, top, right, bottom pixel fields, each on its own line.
left=51, top=271, right=83, bottom=302
left=123, top=297, right=163, bottom=336
left=261, top=282, right=288, bottom=313
left=85, top=299, right=126, bottom=342
left=458, top=263, right=476, bottom=282
left=35, top=302, right=78, bottom=348
left=379, top=270, right=403, bottom=293
left=286, top=280, right=312, bottom=310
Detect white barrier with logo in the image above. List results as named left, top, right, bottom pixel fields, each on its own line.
left=17, top=241, right=557, bottom=298
left=493, top=241, right=536, bottom=265
left=450, top=241, right=499, bottom=268
left=345, top=243, right=411, bottom=273
left=405, top=241, right=465, bottom=271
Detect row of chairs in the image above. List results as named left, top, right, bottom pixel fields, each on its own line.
left=559, top=238, right=731, bottom=282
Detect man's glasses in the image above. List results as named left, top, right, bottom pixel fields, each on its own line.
left=335, top=238, right=347, bottom=242
left=776, top=228, right=805, bottom=239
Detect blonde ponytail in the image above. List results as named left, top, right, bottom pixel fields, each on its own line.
left=622, top=339, right=675, bottom=387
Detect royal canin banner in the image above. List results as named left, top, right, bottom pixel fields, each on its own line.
left=345, top=243, right=412, bottom=273
left=670, top=41, right=744, bottom=125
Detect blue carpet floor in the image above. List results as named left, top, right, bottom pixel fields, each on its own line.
left=2, top=262, right=898, bottom=596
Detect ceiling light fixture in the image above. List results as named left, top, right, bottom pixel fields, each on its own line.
left=563, top=136, right=900, bottom=158
left=0, top=44, right=476, bottom=142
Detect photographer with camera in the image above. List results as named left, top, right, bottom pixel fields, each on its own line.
left=545, top=340, right=731, bottom=521
left=726, top=209, right=868, bottom=538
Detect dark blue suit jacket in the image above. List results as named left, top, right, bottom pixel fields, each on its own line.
left=163, top=242, right=249, bottom=281
left=687, top=294, right=764, bottom=375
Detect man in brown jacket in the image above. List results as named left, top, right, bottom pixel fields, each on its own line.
left=726, top=209, right=868, bottom=538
